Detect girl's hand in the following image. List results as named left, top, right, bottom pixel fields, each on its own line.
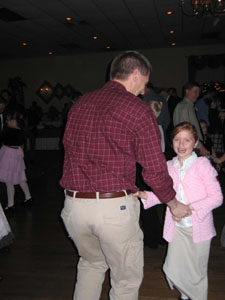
left=188, top=204, right=194, bottom=211
left=133, top=191, right=147, bottom=200
left=172, top=216, right=182, bottom=222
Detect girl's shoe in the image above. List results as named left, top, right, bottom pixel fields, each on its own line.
left=23, top=198, right=33, bottom=205
left=4, top=206, right=14, bottom=211
left=0, top=247, right=10, bottom=254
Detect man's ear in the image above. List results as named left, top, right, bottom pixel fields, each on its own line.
left=131, top=69, right=139, bottom=81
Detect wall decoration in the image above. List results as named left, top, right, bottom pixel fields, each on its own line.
left=36, top=81, right=54, bottom=104
left=54, top=83, right=64, bottom=100
left=201, top=81, right=225, bottom=94
left=188, top=54, right=225, bottom=82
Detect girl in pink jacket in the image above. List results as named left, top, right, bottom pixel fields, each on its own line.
left=138, top=122, right=223, bottom=300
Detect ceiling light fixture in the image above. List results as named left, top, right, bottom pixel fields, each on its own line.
left=180, top=0, right=225, bottom=17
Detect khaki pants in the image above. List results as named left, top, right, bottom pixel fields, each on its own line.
left=61, top=191, right=144, bottom=300
left=163, top=226, right=211, bottom=300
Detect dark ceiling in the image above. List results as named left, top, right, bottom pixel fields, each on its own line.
left=0, top=0, right=224, bottom=60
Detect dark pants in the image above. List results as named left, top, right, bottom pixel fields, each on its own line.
left=136, top=163, right=166, bottom=248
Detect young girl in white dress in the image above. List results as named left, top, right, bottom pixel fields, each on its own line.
left=138, top=122, right=223, bottom=300
left=0, top=201, right=14, bottom=248
left=0, top=110, right=32, bottom=210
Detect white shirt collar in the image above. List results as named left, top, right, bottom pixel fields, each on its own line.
left=173, top=151, right=198, bottom=170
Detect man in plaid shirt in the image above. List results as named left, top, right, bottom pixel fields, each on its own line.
left=60, top=51, right=191, bottom=300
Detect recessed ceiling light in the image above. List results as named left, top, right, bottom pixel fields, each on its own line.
left=170, top=30, right=175, bottom=34
left=66, top=17, right=72, bottom=21
left=167, top=11, right=173, bottom=15
left=93, top=36, right=98, bottom=40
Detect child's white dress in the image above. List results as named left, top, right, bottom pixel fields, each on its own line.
left=0, top=202, right=14, bottom=249
left=0, top=145, right=26, bottom=184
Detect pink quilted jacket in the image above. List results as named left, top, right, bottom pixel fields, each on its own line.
left=143, top=157, right=223, bottom=243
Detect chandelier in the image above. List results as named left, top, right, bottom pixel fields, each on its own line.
left=180, top=0, right=225, bottom=17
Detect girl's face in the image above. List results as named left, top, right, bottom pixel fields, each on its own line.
left=173, top=129, right=197, bottom=163
left=7, top=118, right=18, bottom=129
left=219, top=111, right=225, bottom=120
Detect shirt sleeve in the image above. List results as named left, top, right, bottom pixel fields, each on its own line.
left=190, top=159, right=223, bottom=222
left=141, top=191, right=161, bottom=209
left=134, top=108, right=176, bottom=203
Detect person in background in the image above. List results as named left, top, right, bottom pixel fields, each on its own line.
left=163, top=87, right=181, bottom=130
left=136, top=100, right=167, bottom=249
left=61, top=91, right=83, bottom=131
left=167, top=87, right=181, bottom=99
left=0, top=200, right=14, bottom=281
left=0, top=110, right=32, bottom=211
left=60, top=91, right=83, bottom=151
left=60, top=50, right=191, bottom=300
left=138, top=122, right=223, bottom=300
left=144, top=82, right=170, bottom=132
left=173, top=82, right=209, bottom=156
left=137, top=87, right=171, bottom=249
left=199, top=120, right=215, bottom=156
left=26, top=101, right=43, bottom=161
left=148, top=100, right=165, bottom=152
left=0, top=98, right=7, bottom=149
left=160, top=88, right=181, bottom=160
left=195, top=87, right=216, bottom=127
left=212, top=152, right=225, bottom=165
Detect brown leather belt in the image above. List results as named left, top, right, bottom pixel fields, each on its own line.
left=66, top=189, right=132, bottom=199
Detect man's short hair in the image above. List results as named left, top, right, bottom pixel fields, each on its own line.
left=182, top=81, right=200, bottom=97
left=183, top=81, right=200, bottom=91
left=110, top=51, right=152, bottom=81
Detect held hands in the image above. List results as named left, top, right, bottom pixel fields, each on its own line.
left=133, top=191, right=193, bottom=222
left=173, top=204, right=194, bottom=222
left=167, top=198, right=192, bottom=221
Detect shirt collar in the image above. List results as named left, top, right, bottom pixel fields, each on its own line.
left=183, top=97, right=194, bottom=106
left=173, top=151, right=198, bottom=169
left=104, top=80, right=127, bottom=92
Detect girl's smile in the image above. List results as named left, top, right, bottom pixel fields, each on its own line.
left=173, top=129, right=198, bottom=164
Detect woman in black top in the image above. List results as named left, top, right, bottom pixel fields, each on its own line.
left=0, top=110, right=32, bottom=210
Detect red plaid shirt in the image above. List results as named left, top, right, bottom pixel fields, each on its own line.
left=60, top=81, right=175, bottom=203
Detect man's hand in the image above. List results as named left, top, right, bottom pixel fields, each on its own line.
left=133, top=191, right=147, bottom=200
left=167, top=198, right=192, bottom=218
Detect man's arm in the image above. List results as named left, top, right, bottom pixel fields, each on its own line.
left=136, top=191, right=192, bottom=219
left=167, top=198, right=192, bottom=218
